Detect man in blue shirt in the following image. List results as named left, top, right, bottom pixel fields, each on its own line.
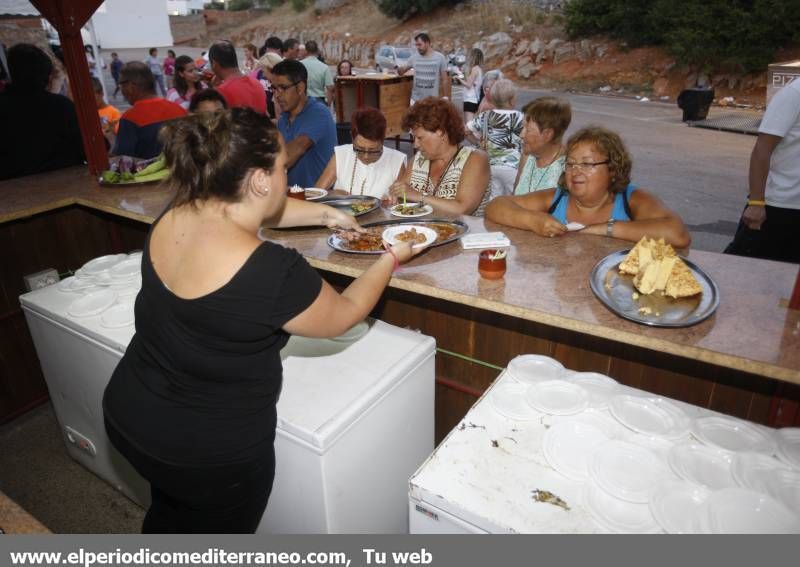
left=273, top=59, right=335, bottom=187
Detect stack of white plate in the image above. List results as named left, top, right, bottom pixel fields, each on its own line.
left=583, top=440, right=669, bottom=533
left=61, top=251, right=142, bottom=326
left=506, top=355, right=567, bottom=384
left=491, top=359, right=800, bottom=533
left=643, top=415, right=800, bottom=533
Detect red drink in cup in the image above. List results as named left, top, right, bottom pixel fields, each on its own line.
left=287, top=186, right=306, bottom=200
left=478, top=249, right=507, bottom=279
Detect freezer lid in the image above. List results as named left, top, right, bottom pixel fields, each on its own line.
left=20, top=285, right=134, bottom=354
left=408, top=372, right=602, bottom=534
left=276, top=319, right=435, bottom=452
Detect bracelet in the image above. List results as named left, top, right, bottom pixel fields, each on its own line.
left=606, top=218, right=616, bottom=237
left=384, top=246, right=400, bottom=272
left=747, top=199, right=766, bottom=207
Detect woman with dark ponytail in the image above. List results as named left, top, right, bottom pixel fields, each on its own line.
left=103, top=108, right=421, bottom=533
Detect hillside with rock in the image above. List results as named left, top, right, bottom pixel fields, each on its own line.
left=177, top=0, right=799, bottom=108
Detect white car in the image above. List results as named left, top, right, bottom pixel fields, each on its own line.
left=374, top=45, right=414, bottom=73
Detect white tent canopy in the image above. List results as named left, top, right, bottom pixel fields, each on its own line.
left=0, top=0, right=38, bottom=16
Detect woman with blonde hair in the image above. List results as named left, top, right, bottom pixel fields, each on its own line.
left=457, top=48, right=484, bottom=123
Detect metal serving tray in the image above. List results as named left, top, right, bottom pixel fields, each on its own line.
left=316, top=195, right=381, bottom=217
left=327, top=218, right=469, bottom=255
left=589, top=250, right=720, bottom=328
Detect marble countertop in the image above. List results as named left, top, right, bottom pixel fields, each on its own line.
left=2, top=167, right=799, bottom=383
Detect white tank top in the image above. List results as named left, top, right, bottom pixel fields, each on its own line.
left=462, top=67, right=483, bottom=104
left=333, top=145, right=407, bottom=198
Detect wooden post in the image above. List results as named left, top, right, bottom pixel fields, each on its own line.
left=31, top=0, right=108, bottom=175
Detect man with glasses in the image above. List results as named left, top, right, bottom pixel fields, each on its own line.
left=273, top=59, right=336, bottom=188
left=114, top=62, right=186, bottom=159
left=210, top=40, right=266, bottom=114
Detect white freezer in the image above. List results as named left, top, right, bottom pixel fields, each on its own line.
left=409, top=368, right=787, bottom=534
left=20, top=266, right=436, bottom=534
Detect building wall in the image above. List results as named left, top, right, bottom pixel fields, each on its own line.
left=91, top=0, right=173, bottom=49
left=166, top=1, right=205, bottom=16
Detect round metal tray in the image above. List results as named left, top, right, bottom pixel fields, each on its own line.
left=589, top=250, right=720, bottom=328
left=316, top=195, right=381, bottom=217
left=328, top=218, right=469, bottom=254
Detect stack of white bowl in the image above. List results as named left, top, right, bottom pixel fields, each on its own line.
left=57, top=251, right=142, bottom=328
left=488, top=354, right=800, bottom=533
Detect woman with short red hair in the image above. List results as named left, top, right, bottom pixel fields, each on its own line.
left=389, top=97, right=491, bottom=216
left=314, top=107, right=407, bottom=198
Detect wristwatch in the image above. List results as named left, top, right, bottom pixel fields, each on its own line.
left=606, top=218, right=616, bottom=237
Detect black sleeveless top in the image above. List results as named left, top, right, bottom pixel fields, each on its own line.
left=103, top=220, right=322, bottom=465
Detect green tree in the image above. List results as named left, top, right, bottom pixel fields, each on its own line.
left=373, top=0, right=461, bottom=21
left=565, top=0, right=800, bottom=73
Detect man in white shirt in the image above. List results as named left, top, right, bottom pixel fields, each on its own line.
left=726, top=77, right=800, bottom=263
left=397, top=32, right=450, bottom=104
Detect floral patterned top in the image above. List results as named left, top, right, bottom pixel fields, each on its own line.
left=466, top=109, right=524, bottom=168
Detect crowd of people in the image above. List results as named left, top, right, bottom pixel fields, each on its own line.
left=1, top=26, right=798, bottom=535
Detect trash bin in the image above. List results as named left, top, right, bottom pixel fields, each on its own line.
left=336, top=122, right=352, bottom=145
left=677, top=87, right=715, bottom=122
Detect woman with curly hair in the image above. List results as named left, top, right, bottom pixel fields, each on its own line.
left=389, top=97, right=491, bottom=216
left=486, top=126, right=690, bottom=247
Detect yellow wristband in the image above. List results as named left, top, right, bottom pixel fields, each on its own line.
left=747, top=199, right=766, bottom=207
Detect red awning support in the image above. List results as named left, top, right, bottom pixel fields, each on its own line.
left=30, top=0, right=107, bottom=175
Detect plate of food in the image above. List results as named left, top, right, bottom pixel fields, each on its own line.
left=328, top=219, right=468, bottom=254
left=589, top=236, right=719, bottom=327
left=381, top=225, right=438, bottom=249
left=98, top=155, right=169, bottom=186
left=390, top=203, right=434, bottom=218
left=317, top=195, right=380, bottom=217
left=304, top=187, right=328, bottom=201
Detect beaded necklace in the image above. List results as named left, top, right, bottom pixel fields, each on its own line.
left=348, top=150, right=368, bottom=195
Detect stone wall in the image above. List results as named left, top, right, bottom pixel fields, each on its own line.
left=169, top=14, right=206, bottom=45
left=0, top=22, right=48, bottom=52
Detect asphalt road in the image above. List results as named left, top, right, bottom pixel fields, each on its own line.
left=102, top=48, right=758, bottom=252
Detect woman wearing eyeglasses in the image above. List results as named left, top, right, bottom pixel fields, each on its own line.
left=314, top=107, right=407, bottom=198
left=486, top=126, right=691, bottom=247
left=389, top=97, right=491, bottom=216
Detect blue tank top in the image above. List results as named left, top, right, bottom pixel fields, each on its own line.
left=548, top=184, right=636, bottom=224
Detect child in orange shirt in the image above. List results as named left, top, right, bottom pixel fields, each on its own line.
left=92, top=77, right=120, bottom=138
